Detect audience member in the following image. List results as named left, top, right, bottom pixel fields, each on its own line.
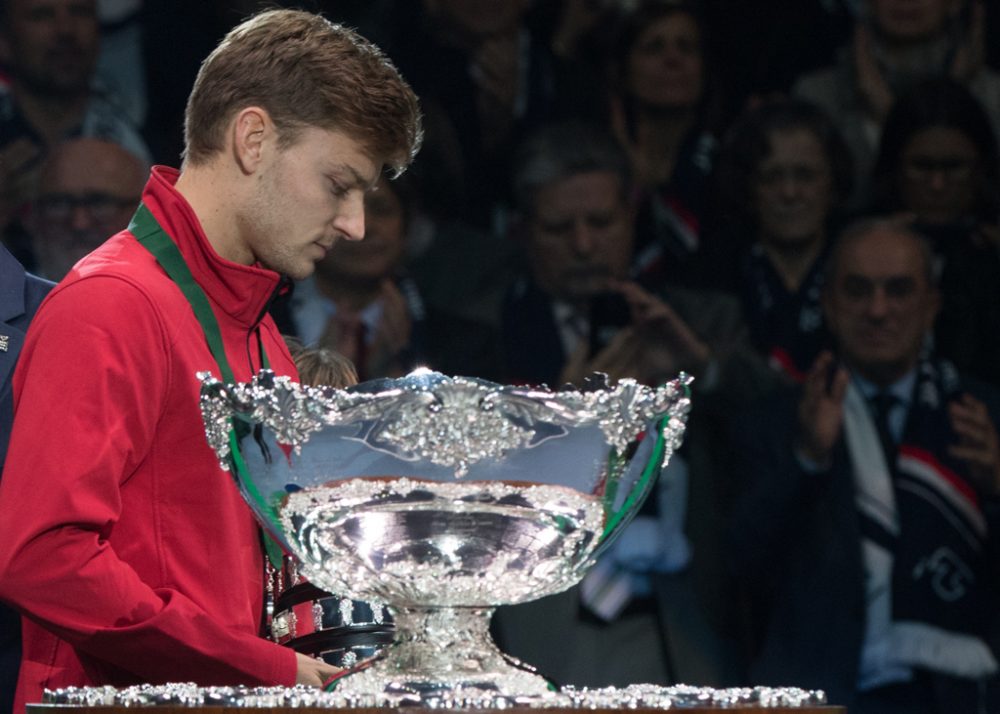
left=26, top=136, right=145, bottom=281
left=0, top=243, right=52, bottom=714
left=494, top=120, right=777, bottom=689
left=286, top=338, right=358, bottom=390
left=730, top=218, right=1000, bottom=713
left=793, top=0, right=1000, bottom=209
left=391, top=0, right=603, bottom=230
left=869, top=77, right=1000, bottom=385
left=712, top=98, right=853, bottom=381
left=0, top=0, right=148, bottom=208
left=604, top=0, right=721, bottom=290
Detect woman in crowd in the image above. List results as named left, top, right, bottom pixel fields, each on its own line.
left=713, top=98, right=853, bottom=382
left=605, top=0, right=723, bottom=289
left=869, top=76, right=1000, bottom=385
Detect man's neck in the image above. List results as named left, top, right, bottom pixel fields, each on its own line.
left=174, top=164, right=251, bottom=265
left=849, top=359, right=918, bottom=391
left=11, top=82, right=89, bottom=145
left=314, top=272, right=382, bottom=313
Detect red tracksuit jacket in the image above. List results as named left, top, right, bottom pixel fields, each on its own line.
left=0, top=167, right=299, bottom=712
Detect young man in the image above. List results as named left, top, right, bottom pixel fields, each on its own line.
left=0, top=9, right=421, bottom=712
left=731, top=219, right=1000, bottom=713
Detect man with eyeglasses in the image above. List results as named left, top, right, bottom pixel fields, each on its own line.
left=27, top=136, right=145, bottom=281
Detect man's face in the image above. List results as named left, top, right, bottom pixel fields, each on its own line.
left=30, top=137, right=144, bottom=280
left=869, top=0, right=956, bottom=43
left=526, top=170, right=634, bottom=304
left=754, top=127, right=834, bottom=249
left=824, top=226, right=939, bottom=385
left=243, top=127, right=378, bottom=281
left=315, top=174, right=406, bottom=284
left=898, top=126, right=979, bottom=226
left=2, top=0, right=99, bottom=96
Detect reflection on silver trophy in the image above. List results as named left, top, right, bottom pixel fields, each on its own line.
left=199, top=368, right=692, bottom=704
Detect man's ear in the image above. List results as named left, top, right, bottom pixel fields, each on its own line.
left=231, top=107, right=272, bottom=175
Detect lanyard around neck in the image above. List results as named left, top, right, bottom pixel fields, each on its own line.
left=129, top=202, right=284, bottom=565
left=127, top=202, right=272, bottom=381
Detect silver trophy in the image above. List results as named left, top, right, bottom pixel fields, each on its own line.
left=199, top=369, right=691, bottom=703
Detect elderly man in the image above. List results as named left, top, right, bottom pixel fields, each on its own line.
left=27, top=136, right=146, bottom=281
left=731, top=218, right=1000, bottom=713
left=494, top=120, right=778, bottom=689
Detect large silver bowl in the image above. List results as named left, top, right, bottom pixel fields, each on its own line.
left=199, top=369, right=690, bottom=702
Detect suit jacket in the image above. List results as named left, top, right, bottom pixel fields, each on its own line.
left=0, top=244, right=53, bottom=714
left=729, top=379, right=1000, bottom=710
left=0, top=245, right=53, bottom=470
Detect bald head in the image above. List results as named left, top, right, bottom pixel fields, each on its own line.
left=31, top=137, right=147, bottom=280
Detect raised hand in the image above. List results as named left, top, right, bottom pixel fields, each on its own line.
left=795, top=351, right=849, bottom=466
left=948, top=393, right=1000, bottom=497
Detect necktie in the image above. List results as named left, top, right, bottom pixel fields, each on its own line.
left=869, top=391, right=899, bottom=465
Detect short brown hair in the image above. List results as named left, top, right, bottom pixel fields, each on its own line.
left=183, top=9, right=422, bottom=176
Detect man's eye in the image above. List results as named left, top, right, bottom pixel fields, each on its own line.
left=885, top=278, right=917, bottom=299
left=331, top=184, right=349, bottom=198
left=538, top=221, right=572, bottom=237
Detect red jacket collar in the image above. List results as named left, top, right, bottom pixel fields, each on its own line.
left=140, top=166, right=282, bottom=328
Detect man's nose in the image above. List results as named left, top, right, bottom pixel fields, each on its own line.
left=865, top=287, right=891, bottom=319
left=70, top=205, right=94, bottom=231
left=570, top=222, right=596, bottom=256
left=334, top=193, right=366, bottom=242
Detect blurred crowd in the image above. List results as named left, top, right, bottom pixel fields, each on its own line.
left=4, top=0, right=1000, bottom=712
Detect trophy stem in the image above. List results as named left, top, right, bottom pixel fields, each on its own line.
left=334, top=605, right=554, bottom=701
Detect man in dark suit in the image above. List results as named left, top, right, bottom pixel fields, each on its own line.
left=494, top=121, right=780, bottom=689
left=731, top=217, right=1000, bottom=713
left=0, top=243, right=53, bottom=714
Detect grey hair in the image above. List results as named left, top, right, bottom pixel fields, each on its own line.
left=512, top=121, right=632, bottom=217
left=826, top=216, right=939, bottom=288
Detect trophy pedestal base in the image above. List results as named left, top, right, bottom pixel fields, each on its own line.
left=333, top=606, right=553, bottom=704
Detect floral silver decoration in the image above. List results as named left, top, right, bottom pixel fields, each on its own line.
left=44, top=683, right=829, bottom=709
left=199, top=369, right=692, bottom=477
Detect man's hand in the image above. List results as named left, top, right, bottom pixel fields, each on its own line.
left=948, top=393, right=1000, bottom=497
left=618, top=281, right=711, bottom=378
left=795, top=351, right=849, bottom=467
left=853, top=23, right=894, bottom=122
left=559, top=282, right=711, bottom=386
left=295, top=651, right=341, bottom=688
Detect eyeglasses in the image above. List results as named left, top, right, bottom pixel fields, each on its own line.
left=756, top=165, right=829, bottom=188
left=34, top=193, right=137, bottom=224
left=902, top=157, right=977, bottom=182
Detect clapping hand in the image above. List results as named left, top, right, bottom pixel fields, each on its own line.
left=948, top=393, right=1000, bottom=497
left=795, top=351, right=850, bottom=467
